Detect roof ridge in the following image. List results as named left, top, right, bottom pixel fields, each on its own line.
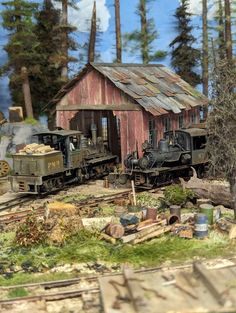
left=90, top=62, right=164, bottom=67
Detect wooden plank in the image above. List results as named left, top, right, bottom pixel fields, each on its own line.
left=99, top=275, right=136, bottom=313
left=56, top=104, right=141, bottom=111
left=193, top=263, right=229, bottom=305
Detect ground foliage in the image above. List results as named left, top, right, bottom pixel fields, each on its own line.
left=169, top=0, right=201, bottom=87
left=164, top=184, right=195, bottom=206
left=15, top=213, right=48, bottom=247
left=0, top=223, right=235, bottom=286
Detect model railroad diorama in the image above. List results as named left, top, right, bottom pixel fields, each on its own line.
left=1, top=118, right=236, bottom=312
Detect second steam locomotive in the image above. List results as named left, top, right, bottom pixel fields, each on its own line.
left=111, top=127, right=208, bottom=189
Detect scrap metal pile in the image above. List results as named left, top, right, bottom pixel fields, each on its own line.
left=98, top=185, right=236, bottom=245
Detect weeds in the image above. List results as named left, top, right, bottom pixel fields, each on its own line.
left=15, top=213, right=47, bottom=247
left=7, top=287, right=29, bottom=298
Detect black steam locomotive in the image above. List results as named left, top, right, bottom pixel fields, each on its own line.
left=112, top=127, right=208, bottom=189
left=10, top=126, right=117, bottom=194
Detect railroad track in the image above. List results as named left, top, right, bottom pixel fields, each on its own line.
left=0, top=195, right=35, bottom=212
left=0, top=264, right=192, bottom=307
left=0, top=186, right=162, bottom=225
left=0, top=189, right=133, bottom=225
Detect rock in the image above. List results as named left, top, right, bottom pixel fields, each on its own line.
left=197, top=198, right=212, bottom=206
left=185, top=201, right=195, bottom=209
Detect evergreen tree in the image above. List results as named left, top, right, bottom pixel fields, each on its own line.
left=124, top=0, right=166, bottom=64
left=54, top=0, right=78, bottom=81
left=202, top=0, right=208, bottom=96
left=1, top=0, right=41, bottom=114
left=169, top=0, right=201, bottom=87
left=32, top=0, right=63, bottom=116
left=224, top=0, right=233, bottom=63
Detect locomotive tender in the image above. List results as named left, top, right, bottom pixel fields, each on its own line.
left=116, top=127, right=208, bottom=189
left=10, top=128, right=117, bottom=194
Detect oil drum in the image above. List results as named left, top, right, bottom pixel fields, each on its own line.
left=194, top=213, right=208, bottom=238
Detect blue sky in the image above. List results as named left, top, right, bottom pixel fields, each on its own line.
left=0, top=0, right=217, bottom=116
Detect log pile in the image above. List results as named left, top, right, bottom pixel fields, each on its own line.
left=19, top=143, right=55, bottom=155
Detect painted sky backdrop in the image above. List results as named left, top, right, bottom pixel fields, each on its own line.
left=0, top=0, right=229, bottom=116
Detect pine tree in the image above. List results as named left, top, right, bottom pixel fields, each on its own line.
left=54, top=0, right=78, bottom=81
left=1, top=0, right=41, bottom=115
left=224, top=0, right=233, bottom=63
left=169, top=0, right=201, bottom=87
left=124, top=0, right=166, bottom=64
left=202, top=0, right=209, bottom=96
left=32, top=0, right=63, bottom=116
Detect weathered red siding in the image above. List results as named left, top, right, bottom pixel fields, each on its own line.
left=59, top=69, right=135, bottom=107
left=56, top=68, right=201, bottom=165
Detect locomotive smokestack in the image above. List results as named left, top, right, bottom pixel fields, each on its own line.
left=91, top=123, right=97, bottom=145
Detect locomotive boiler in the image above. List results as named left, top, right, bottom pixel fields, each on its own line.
left=10, top=127, right=117, bottom=194
left=119, top=127, right=208, bottom=189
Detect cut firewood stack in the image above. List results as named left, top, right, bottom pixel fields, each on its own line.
left=19, top=143, right=55, bottom=155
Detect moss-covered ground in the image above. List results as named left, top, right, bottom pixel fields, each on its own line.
left=0, top=227, right=235, bottom=286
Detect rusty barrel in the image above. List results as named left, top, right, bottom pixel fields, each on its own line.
left=146, top=208, right=157, bottom=220
left=105, top=223, right=125, bottom=239
left=103, top=177, right=110, bottom=188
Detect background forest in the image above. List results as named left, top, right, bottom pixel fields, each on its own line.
left=0, top=0, right=235, bottom=119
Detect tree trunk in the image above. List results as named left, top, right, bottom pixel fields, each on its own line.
left=140, top=0, right=148, bottom=64
left=115, top=0, right=122, bottom=63
left=224, top=0, right=233, bottom=64
left=202, top=0, right=208, bottom=99
left=179, top=168, right=233, bottom=208
left=218, top=0, right=225, bottom=59
left=88, top=1, right=96, bottom=63
left=61, top=0, right=68, bottom=81
left=21, top=67, right=34, bottom=118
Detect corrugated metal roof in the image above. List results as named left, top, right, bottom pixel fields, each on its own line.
left=47, top=63, right=208, bottom=116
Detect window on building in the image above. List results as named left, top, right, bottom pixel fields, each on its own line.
left=148, top=119, right=156, bottom=145
left=178, top=113, right=184, bottom=129
left=101, top=117, right=108, bottom=143
left=163, top=116, right=171, bottom=132
left=190, top=112, right=196, bottom=124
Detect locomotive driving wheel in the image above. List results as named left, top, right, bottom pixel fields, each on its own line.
left=0, top=160, right=10, bottom=177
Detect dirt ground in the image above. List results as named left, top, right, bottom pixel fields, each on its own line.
left=0, top=178, right=10, bottom=196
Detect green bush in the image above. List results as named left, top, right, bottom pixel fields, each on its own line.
left=164, top=185, right=195, bottom=206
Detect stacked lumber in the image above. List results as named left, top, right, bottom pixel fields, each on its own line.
left=19, top=143, right=55, bottom=155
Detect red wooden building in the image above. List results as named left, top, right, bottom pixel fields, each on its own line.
left=48, top=63, right=208, bottom=163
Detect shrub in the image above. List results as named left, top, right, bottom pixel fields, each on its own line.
left=15, top=213, right=47, bottom=247
left=164, top=185, right=195, bottom=206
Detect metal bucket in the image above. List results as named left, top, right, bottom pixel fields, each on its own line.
left=194, top=213, right=208, bottom=238
left=169, top=205, right=181, bottom=220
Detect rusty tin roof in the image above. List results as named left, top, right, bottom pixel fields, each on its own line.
left=48, top=63, right=208, bottom=116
